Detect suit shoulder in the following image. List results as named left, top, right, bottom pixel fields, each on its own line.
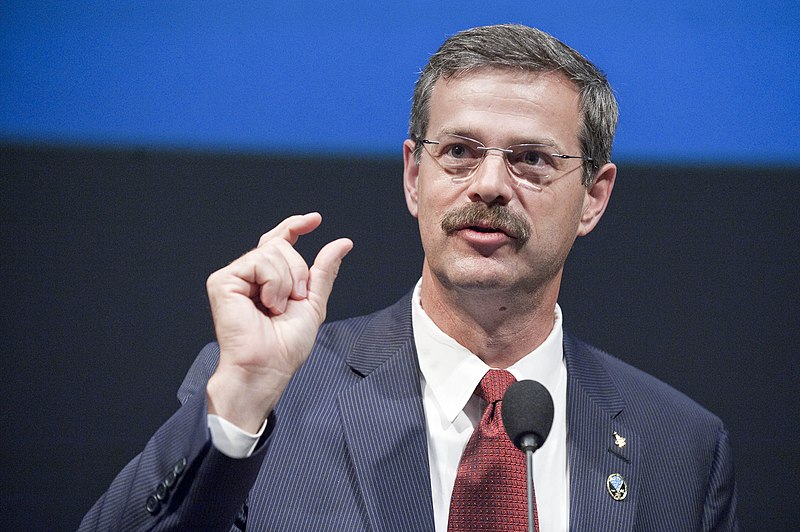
left=567, top=334, right=723, bottom=429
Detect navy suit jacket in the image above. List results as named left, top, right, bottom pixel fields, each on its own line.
left=80, top=294, right=737, bottom=530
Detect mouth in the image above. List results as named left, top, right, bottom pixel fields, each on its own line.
left=458, top=221, right=515, bottom=238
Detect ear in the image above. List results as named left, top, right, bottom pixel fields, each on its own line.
left=577, top=162, right=616, bottom=237
left=403, top=139, right=420, bottom=219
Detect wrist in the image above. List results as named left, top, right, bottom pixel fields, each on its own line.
left=206, top=366, right=290, bottom=433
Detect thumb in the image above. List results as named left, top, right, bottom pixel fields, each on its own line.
left=307, top=237, right=354, bottom=312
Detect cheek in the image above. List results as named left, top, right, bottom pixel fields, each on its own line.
left=545, top=183, right=586, bottom=224
left=415, top=184, right=462, bottom=251
left=416, top=201, right=441, bottom=244
left=416, top=180, right=452, bottom=221
left=523, top=191, right=584, bottom=245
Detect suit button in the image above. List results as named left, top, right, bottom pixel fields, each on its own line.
left=146, top=495, right=159, bottom=514
left=155, top=481, right=168, bottom=501
left=164, top=470, right=177, bottom=488
left=173, top=457, right=187, bottom=476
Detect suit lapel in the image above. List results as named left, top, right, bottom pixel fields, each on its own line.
left=565, top=334, right=641, bottom=531
left=338, top=296, right=435, bottom=531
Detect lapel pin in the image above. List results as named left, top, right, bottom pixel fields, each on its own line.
left=606, top=473, right=628, bottom=501
left=613, top=431, right=626, bottom=448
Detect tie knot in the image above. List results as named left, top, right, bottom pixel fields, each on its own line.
left=475, top=369, right=516, bottom=404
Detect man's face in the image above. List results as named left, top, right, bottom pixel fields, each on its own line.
left=403, top=68, right=614, bottom=299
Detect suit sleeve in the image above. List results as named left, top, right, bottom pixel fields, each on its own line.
left=701, top=424, right=739, bottom=531
left=78, top=343, right=272, bottom=531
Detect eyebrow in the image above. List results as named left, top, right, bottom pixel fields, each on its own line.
left=437, top=128, right=563, bottom=151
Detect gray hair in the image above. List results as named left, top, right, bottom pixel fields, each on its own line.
left=409, top=24, right=618, bottom=186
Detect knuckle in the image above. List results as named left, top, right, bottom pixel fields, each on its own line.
left=252, top=242, right=280, bottom=263
left=206, top=269, right=222, bottom=288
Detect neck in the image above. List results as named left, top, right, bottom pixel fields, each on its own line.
left=419, top=265, right=561, bottom=368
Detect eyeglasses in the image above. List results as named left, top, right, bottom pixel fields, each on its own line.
left=416, top=133, right=594, bottom=192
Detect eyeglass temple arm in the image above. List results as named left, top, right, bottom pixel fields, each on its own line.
left=553, top=153, right=593, bottom=161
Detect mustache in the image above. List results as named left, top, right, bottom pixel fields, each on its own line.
left=440, top=203, right=531, bottom=246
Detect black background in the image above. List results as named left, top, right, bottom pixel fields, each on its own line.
left=2, top=144, right=798, bottom=529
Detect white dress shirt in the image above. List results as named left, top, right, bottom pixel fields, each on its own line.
left=411, top=281, right=569, bottom=531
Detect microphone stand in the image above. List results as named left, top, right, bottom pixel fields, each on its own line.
left=520, top=435, right=539, bottom=532
left=501, top=379, right=553, bottom=532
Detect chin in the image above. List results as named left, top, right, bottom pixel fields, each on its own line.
left=439, top=263, right=520, bottom=293
left=433, top=253, right=563, bottom=297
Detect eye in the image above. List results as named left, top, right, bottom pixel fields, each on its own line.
left=446, top=144, right=470, bottom=159
left=507, top=145, right=558, bottom=183
left=439, top=137, right=482, bottom=162
left=515, top=148, right=549, bottom=167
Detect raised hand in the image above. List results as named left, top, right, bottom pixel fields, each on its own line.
left=205, top=213, right=353, bottom=432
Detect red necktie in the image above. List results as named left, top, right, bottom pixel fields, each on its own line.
left=447, top=369, right=538, bottom=532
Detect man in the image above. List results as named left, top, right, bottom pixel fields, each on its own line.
left=80, top=24, right=737, bottom=531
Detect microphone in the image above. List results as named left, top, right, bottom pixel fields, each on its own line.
left=503, top=379, right=554, bottom=451
left=502, top=380, right=554, bottom=532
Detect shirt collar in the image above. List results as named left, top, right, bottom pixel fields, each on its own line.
left=412, top=279, right=564, bottom=424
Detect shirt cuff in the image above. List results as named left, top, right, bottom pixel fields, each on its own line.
left=207, top=414, right=268, bottom=459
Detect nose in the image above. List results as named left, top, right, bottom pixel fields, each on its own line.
left=465, top=149, right=514, bottom=205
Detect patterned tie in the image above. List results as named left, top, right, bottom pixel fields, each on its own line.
left=447, top=369, right=538, bottom=532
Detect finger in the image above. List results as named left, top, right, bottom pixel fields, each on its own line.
left=212, top=243, right=295, bottom=314
left=256, top=250, right=295, bottom=315
left=268, top=238, right=311, bottom=301
left=258, top=212, right=322, bottom=247
left=307, top=238, right=354, bottom=312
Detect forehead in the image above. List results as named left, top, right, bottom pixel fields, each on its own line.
left=427, top=68, right=582, bottom=149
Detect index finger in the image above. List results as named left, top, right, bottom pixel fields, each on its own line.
left=258, top=212, right=323, bottom=247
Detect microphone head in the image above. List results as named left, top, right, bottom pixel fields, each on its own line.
left=501, top=379, right=555, bottom=452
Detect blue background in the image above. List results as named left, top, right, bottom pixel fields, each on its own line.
left=2, top=1, right=799, bottom=163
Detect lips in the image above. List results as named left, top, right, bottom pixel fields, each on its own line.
left=459, top=221, right=514, bottom=238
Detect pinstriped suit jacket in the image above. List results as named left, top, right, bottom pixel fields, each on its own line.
left=79, top=293, right=737, bottom=531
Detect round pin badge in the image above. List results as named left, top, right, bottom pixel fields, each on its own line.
left=606, top=473, right=628, bottom=501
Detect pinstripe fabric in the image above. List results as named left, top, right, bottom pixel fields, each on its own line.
left=565, top=335, right=738, bottom=531
left=79, top=293, right=737, bottom=530
left=246, top=296, right=434, bottom=530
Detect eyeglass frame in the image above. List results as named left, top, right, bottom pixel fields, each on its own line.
left=413, top=133, right=595, bottom=191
